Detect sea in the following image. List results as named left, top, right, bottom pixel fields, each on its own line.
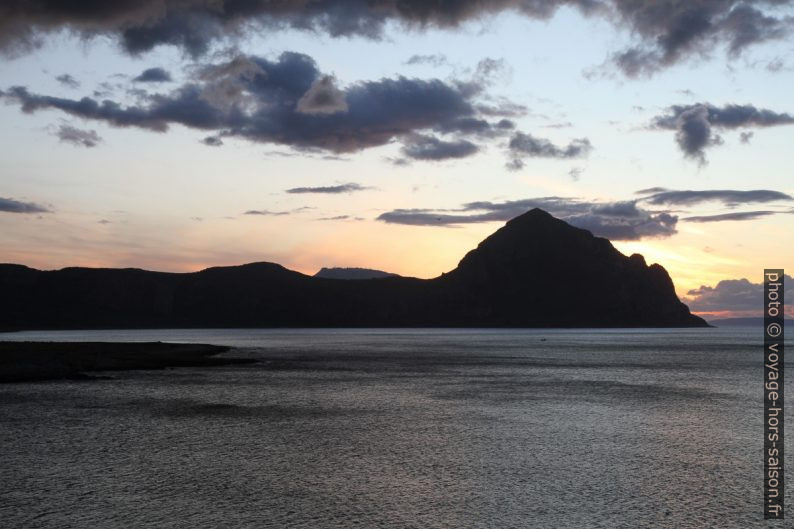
left=0, top=327, right=790, bottom=528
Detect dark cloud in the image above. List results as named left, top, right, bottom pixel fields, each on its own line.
left=640, top=189, right=792, bottom=207
left=591, top=200, right=643, bottom=217
left=433, top=116, right=516, bottom=139
left=54, top=124, right=102, bottom=147
left=652, top=103, right=794, bottom=163
left=377, top=196, right=677, bottom=240
left=378, top=187, right=793, bottom=238
left=0, top=1, right=789, bottom=76
left=133, top=67, right=172, bottom=83
left=0, top=52, right=502, bottom=159
left=509, top=132, right=592, bottom=158
left=0, top=196, right=50, bottom=213
left=435, top=117, right=491, bottom=135
left=201, top=135, right=223, bottom=146
left=739, top=130, right=754, bottom=144
left=609, top=2, right=794, bottom=77
left=684, top=275, right=794, bottom=317
left=1, top=52, right=492, bottom=158
left=0, top=1, right=514, bottom=57
left=682, top=210, right=782, bottom=222
left=507, top=132, right=592, bottom=169
left=295, top=75, right=348, bottom=115
left=0, top=2, right=583, bottom=58
left=1, top=85, right=171, bottom=131
left=285, top=183, right=369, bottom=194
left=568, top=212, right=678, bottom=240
left=611, top=48, right=660, bottom=78
left=55, top=74, right=79, bottom=88
left=401, top=134, right=479, bottom=161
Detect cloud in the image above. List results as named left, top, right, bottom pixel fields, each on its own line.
left=133, top=67, right=173, bottom=83
left=193, top=55, right=267, bottom=110
left=739, top=131, right=754, bottom=144
left=609, top=2, right=794, bottom=77
left=640, top=189, right=792, bottom=207
left=683, top=275, right=794, bottom=318
left=405, top=54, right=448, bottom=67
left=54, top=124, right=102, bottom=147
left=0, top=2, right=790, bottom=77
left=545, top=121, right=573, bottom=129
left=0, top=197, right=50, bottom=213
left=244, top=206, right=314, bottom=216
left=433, top=116, right=516, bottom=139
left=377, top=196, right=678, bottom=240
left=285, top=183, right=369, bottom=194
left=316, top=215, right=363, bottom=221
left=0, top=2, right=579, bottom=57
left=567, top=212, right=678, bottom=240
left=476, top=100, right=529, bottom=118
left=1, top=52, right=492, bottom=158
left=652, top=103, right=794, bottom=163
left=201, top=135, right=223, bottom=146
left=295, top=75, right=348, bottom=115
left=377, top=186, right=794, bottom=238
left=400, top=134, right=479, bottom=161
left=635, top=187, right=668, bottom=195
left=473, top=57, right=509, bottom=82
left=509, top=132, right=592, bottom=158
left=682, top=210, right=782, bottom=222
left=507, top=132, right=592, bottom=169
left=243, top=209, right=291, bottom=216
left=55, top=74, right=79, bottom=88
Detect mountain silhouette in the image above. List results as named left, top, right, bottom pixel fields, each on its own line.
left=0, top=209, right=706, bottom=329
left=314, top=267, right=398, bottom=280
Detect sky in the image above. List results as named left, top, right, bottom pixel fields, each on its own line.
left=0, top=1, right=793, bottom=318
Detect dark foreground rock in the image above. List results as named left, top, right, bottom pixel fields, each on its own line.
left=0, top=209, right=707, bottom=329
left=0, top=342, right=245, bottom=383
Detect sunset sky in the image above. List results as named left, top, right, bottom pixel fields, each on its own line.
left=0, top=1, right=792, bottom=318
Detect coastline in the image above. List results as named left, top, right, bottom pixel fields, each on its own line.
left=0, top=341, right=249, bottom=383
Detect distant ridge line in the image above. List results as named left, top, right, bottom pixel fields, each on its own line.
left=0, top=209, right=707, bottom=330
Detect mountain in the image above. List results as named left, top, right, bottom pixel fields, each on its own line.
left=0, top=209, right=707, bottom=329
left=314, top=267, right=398, bottom=280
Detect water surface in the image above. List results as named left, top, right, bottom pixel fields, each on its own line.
left=0, top=328, right=790, bottom=528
